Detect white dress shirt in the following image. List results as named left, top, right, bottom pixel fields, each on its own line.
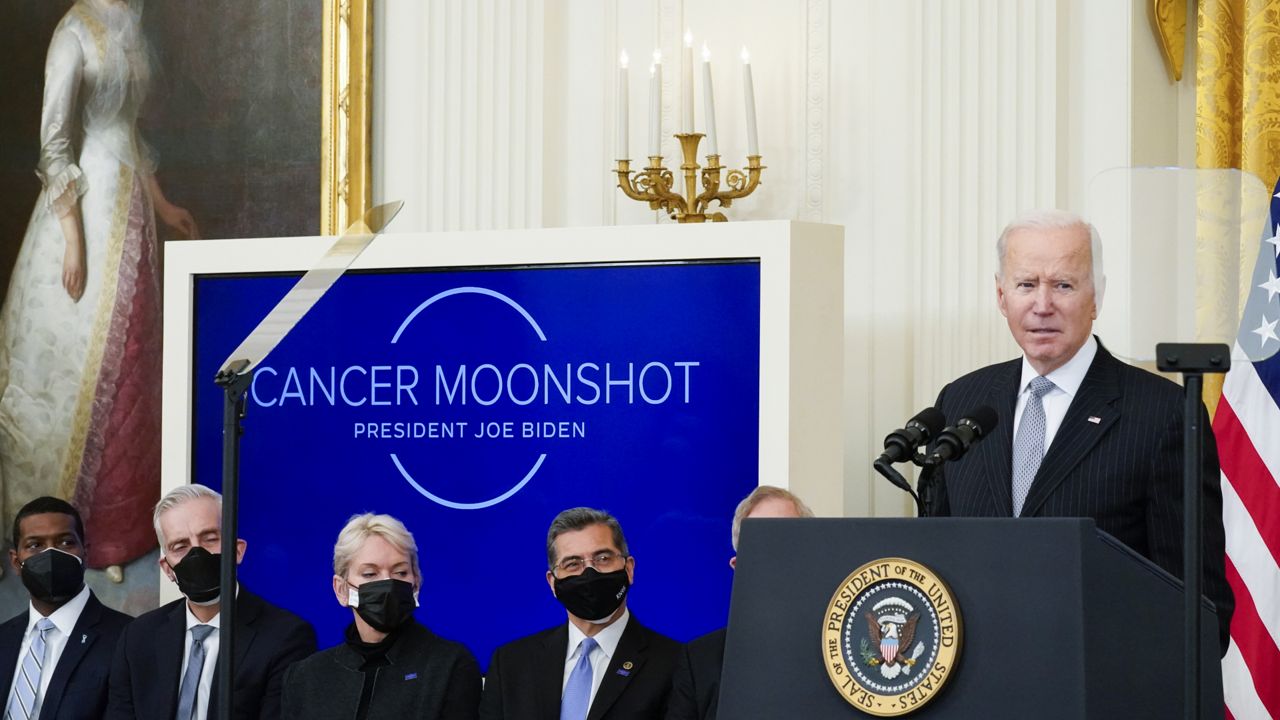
left=4, top=584, right=91, bottom=719
left=561, top=609, right=630, bottom=710
left=180, top=606, right=221, bottom=720
left=1012, top=335, right=1098, bottom=454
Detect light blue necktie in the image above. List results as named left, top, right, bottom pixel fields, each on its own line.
left=4, top=617, right=54, bottom=720
left=175, top=624, right=215, bottom=720
left=1012, top=375, right=1056, bottom=516
left=560, top=637, right=598, bottom=720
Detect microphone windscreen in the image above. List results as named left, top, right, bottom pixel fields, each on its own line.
left=911, top=406, right=947, bottom=438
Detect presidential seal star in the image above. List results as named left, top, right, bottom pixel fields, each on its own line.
left=1254, top=314, right=1279, bottom=349
left=1261, top=270, right=1280, bottom=303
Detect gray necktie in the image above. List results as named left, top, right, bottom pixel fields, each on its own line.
left=1012, top=376, right=1056, bottom=517
left=176, top=624, right=215, bottom=720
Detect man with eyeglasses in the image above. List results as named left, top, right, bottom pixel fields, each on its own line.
left=480, top=507, right=680, bottom=720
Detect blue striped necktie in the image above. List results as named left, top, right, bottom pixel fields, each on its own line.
left=5, top=617, right=55, bottom=720
left=560, top=637, right=597, bottom=720
left=175, top=624, right=215, bottom=720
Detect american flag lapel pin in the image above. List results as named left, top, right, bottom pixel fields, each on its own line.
left=404, top=672, right=418, bottom=681
left=616, top=661, right=634, bottom=676
left=1087, top=416, right=1101, bottom=424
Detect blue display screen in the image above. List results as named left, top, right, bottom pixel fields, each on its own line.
left=190, top=260, right=761, bottom=668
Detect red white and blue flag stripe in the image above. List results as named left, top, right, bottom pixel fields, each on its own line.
left=1214, top=176, right=1280, bottom=720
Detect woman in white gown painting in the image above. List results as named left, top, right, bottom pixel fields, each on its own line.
left=0, top=0, right=196, bottom=578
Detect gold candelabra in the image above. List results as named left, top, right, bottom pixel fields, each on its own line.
left=615, top=133, right=764, bottom=222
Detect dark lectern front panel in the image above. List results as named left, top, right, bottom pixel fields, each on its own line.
left=719, top=518, right=1222, bottom=719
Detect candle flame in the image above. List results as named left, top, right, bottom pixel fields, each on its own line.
left=741, top=46, right=750, bottom=64
left=684, top=29, right=693, bottom=47
left=620, top=49, right=629, bottom=68
left=702, top=44, right=711, bottom=62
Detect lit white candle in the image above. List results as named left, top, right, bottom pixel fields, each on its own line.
left=682, top=29, right=694, bottom=133
left=701, top=44, right=718, bottom=156
left=742, top=46, right=759, bottom=156
left=649, top=51, right=662, bottom=157
left=617, top=50, right=629, bottom=159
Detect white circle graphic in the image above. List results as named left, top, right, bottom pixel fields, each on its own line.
left=388, top=286, right=550, bottom=510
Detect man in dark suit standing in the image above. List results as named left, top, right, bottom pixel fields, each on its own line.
left=665, top=486, right=812, bottom=720
left=1, top=496, right=131, bottom=720
left=929, top=209, right=1233, bottom=651
left=480, top=507, right=680, bottom=720
left=106, top=484, right=316, bottom=720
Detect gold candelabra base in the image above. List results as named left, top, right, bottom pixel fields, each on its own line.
left=615, top=133, right=764, bottom=223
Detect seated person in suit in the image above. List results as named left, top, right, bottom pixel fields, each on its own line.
left=2, top=496, right=131, bottom=720
left=665, top=486, right=812, bottom=720
left=480, top=507, right=680, bottom=720
left=928, top=209, right=1233, bottom=651
left=281, top=512, right=480, bottom=720
left=106, top=484, right=316, bottom=720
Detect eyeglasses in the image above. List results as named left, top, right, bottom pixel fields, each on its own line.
left=554, top=550, right=626, bottom=576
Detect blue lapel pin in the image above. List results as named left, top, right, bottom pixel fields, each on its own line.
left=404, top=672, right=418, bottom=681
left=616, top=660, right=634, bottom=676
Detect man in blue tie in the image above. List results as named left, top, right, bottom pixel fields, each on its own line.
left=926, top=209, right=1233, bottom=653
left=105, top=484, right=315, bottom=720
left=0, top=496, right=131, bottom=720
left=480, top=507, right=680, bottom=720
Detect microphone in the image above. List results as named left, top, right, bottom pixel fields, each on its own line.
left=876, top=407, right=946, bottom=465
left=927, top=406, right=999, bottom=464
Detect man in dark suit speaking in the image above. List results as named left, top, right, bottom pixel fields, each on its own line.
left=106, top=485, right=315, bottom=719
left=480, top=507, right=680, bottom=720
left=928, top=209, right=1234, bottom=652
left=1, top=496, right=131, bottom=720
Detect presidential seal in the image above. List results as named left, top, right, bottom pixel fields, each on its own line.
left=822, top=558, right=961, bottom=716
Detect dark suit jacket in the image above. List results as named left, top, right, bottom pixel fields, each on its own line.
left=106, top=588, right=316, bottom=720
left=0, top=591, right=131, bottom=720
left=480, top=614, right=680, bottom=720
left=663, top=627, right=724, bottom=720
left=281, top=619, right=479, bottom=720
left=930, top=341, right=1234, bottom=651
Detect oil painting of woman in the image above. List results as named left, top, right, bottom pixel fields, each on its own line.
left=0, top=0, right=196, bottom=581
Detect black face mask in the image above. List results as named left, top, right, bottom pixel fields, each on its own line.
left=20, top=548, right=85, bottom=606
left=171, top=546, right=222, bottom=604
left=348, top=578, right=417, bottom=633
left=553, top=567, right=630, bottom=622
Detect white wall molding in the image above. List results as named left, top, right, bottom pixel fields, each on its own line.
left=804, top=0, right=830, bottom=222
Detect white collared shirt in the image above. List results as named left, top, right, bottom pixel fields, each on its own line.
left=180, top=606, right=221, bottom=720
left=1013, top=335, right=1098, bottom=453
left=561, top=608, right=630, bottom=710
left=4, top=584, right=91, bottom=718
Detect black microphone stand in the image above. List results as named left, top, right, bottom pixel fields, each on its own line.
left=913, top=460, right=941, bottom=518
left=872, top=450, right=939, bottom=517
left=212, top=359, right=252, bottom=720
left=1156, top=342, right=1230, bottom=720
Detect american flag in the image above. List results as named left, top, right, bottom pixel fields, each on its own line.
left=1213, top=177, right=1280, bottom=719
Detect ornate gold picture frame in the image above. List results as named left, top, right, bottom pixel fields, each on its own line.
left=322, top=0, right=373, bottom=235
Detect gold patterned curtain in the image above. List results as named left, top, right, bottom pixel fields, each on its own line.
left=1154, top=0, right=1280, bottom=413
